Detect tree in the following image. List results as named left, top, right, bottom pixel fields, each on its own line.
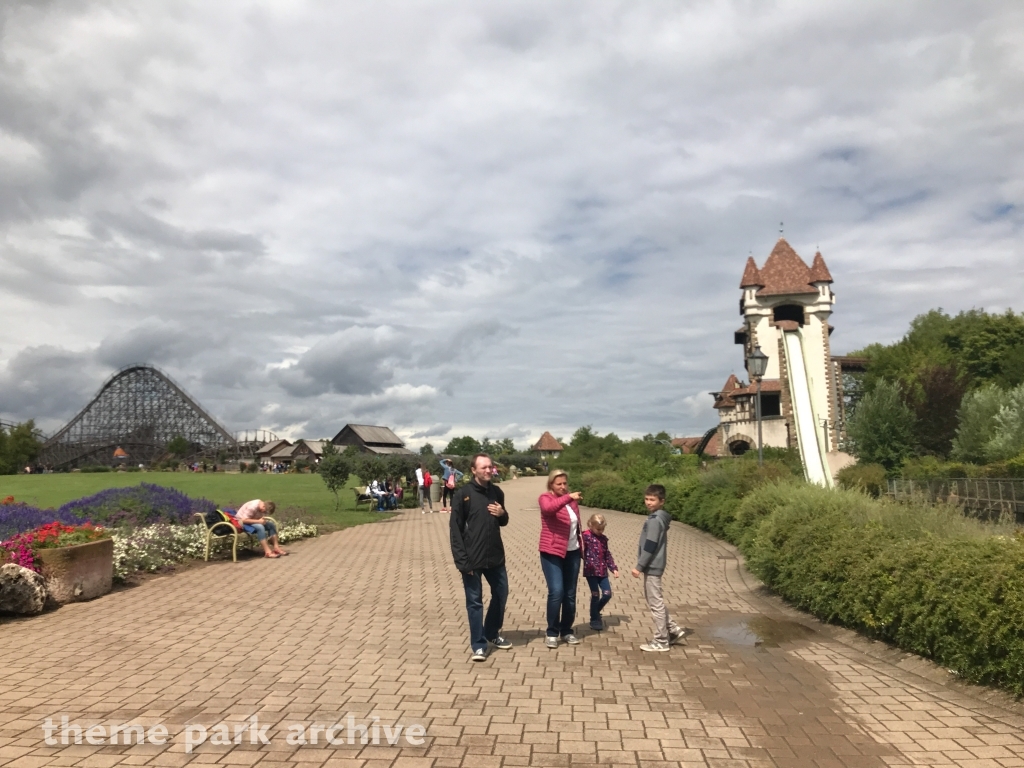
left=986, top=383, right=1024, bottom=462
left=444, top=436, right=482, bottom=456
left=952, top=386, right=1004, bottom=463
left=419, top=443, right=435, bottom=456
left=318, top=442, right=352, bottom=510
left=910, top=364, right=966, bottom=457
left=847, top=380, right=917, bottom=471
left=167, top=435, right=191, bottom=458
left=0, top=421, right=42, bottom=474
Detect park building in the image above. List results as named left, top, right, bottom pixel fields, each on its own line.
left=330, top=424, right=417, bottom=455
left=712, top=238, right=859, bottom=486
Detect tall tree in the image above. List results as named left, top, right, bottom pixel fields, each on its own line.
left=910, top=364, right=966, bottom=457
left=952, top=386, right=1004, bottom=463
left=444, top=436, right=482, bottom=456
left=847, top=381, right=917, bottom=471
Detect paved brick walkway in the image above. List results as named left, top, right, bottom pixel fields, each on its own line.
left=5, top=477, right=1024, bottom=767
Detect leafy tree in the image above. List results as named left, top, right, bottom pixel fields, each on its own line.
left=909, top=364, right=966, bottom=457
left=167, top=435, right=191, bottom=458
left=318, top=442, right=352, bottom=510
left=444, top=435, right=482, bottom=456
left=0, top=421, right=42, bottom=474
left=419, top=443, right=435, bottom=456
left=847, top=380, right=917, bottom=471
left=952, top=386, right=1004, bottom=463
left=986, top=383, right=1024, bottom=462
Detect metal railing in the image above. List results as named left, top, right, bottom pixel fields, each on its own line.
left=887, top=478, right=1024, bottom=521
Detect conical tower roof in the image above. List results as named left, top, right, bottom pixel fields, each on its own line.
left=756, top=238, right=817, bottom=296
left=739, top=257, right=764, bottom=288
left=808, top=251, right=833, bottom=283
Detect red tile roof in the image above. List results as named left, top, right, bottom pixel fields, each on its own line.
left=531, top=431, right=564, bottom=452
left=750, top=238, right=828, bottom=297
left=739, top=257, right=764, bottom=288
left=808, top=251, right=833, bottom=283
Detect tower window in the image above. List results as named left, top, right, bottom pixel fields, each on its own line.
left=760, top=393, right=781, bottom=417
left=773, top=304, right=805, bottom=325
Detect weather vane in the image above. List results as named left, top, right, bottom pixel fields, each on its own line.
left=779, top=221, right=784, bottom=235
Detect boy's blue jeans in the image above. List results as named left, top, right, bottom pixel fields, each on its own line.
left=460, top=565, right=508, bottom=652
left=586, top=575, right=612, bottom=622
left=540, top=550, right=581, bottom=637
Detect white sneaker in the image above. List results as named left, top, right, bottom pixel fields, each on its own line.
left=563, top=634, right=581, bottom=645
left=544, top=636, right=559, bottom=649
left=640, top=641, right=670, bottom=652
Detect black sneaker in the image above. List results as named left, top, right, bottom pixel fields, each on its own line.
left=669, top=627, right=693, bottom=645
left=590, top=619, right=604, bottom=631
left=488, top=636, right=512, bottom=650
left=471, top=648, right=487, bottom=662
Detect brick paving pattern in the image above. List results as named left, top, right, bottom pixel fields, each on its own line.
left=4, top=476, right=1024, bottom=767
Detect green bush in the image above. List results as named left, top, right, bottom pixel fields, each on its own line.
left=836, top=463, right=887, bottom=496
left=580, top=456, right=1024, bottom=696
left=81, top=465, right=113, bottom=473
left=742, top=483, right=1024, bottom=693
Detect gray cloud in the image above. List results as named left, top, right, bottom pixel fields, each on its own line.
left=1, top=0, right=1023, bottom=445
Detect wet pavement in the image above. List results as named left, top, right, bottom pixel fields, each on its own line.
left=3, top=476, right=1024, bottom=767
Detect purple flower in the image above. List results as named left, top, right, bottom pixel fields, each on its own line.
left=58, top=484, right=216, bottom=528
left=0, top=504, right=85, bottom=540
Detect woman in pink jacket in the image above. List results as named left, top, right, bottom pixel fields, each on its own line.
left=538, top=469, right=584, bottom=648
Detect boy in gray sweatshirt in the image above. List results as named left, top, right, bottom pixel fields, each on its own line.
left=631, top=484, right=686, bottom=652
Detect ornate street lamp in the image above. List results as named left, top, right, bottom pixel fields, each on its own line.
left=746, top=345, right=769, bottom=466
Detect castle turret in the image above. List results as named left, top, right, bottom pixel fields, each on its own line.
left=716, top=240, right=839, bottom=484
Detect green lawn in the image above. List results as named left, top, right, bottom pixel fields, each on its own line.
left=0, top=473, right=385, bottom=531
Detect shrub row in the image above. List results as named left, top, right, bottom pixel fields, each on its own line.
left=580, top=462, right=1024, bottom=695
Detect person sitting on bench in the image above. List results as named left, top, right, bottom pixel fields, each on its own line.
left=235, top=499, right=288, bottom=558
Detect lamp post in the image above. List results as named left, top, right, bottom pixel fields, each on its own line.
left=746, top=345, right=769, bottom=466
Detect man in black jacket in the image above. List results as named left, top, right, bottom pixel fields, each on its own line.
left=450, top=453, right=512, bottom=661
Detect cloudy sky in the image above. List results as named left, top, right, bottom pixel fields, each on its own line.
left=1, top=0, right=1022, bottom=448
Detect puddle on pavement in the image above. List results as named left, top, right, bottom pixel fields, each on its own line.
left=711, top=616, right=816, bottom=648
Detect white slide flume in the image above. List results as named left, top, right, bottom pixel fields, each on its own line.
left=782, top=331, right=833, bottom=487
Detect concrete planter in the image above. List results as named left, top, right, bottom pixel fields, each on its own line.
left=36, top=538, right=113, bottom=604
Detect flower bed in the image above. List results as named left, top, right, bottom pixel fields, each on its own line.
left=0, top=501, right=87, bottom=541
left=2, top=487, right=319, bottom=585
left=58, top=483, right=217, bottom=527
left=1, top=522, right=110, bottom=572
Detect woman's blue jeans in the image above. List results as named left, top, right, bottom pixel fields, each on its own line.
left=540, top=550, right=581, bottom=637
left=586, top=575, right=612, bottom=622
left=242, top=520, right=277, bottom=541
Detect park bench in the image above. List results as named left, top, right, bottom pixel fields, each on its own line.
left=353, top=487, right=376, bottom=509
left=193, top=511, right=280, bottom=562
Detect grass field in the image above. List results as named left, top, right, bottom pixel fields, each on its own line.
left=0, top=473, right=385, bottom=531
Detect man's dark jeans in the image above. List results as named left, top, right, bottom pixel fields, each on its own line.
left=461, top=564, right=508, bottom=652
left=540, top=550, right=581, bottom=637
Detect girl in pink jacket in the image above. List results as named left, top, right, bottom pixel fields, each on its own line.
left=538, top=470, right=584, bottom=648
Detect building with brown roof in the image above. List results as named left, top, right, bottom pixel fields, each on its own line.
left=330, top=424, right=416, bottom=455
left=531, top=431, right=564, bottom=458
left=713, top=239, right=850, bottom=485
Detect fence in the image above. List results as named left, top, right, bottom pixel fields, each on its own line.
left=887, top=478, right=1024, bottom=521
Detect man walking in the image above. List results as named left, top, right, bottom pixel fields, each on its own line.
left=450, top=453, right=512, bottom=661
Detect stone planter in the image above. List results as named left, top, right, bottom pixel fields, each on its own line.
left=36, top=538, right=113, bottom=604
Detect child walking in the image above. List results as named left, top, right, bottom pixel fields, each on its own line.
left=582, top=514, right=619, bottom=631
left=631, top=484, right=686, bottom=652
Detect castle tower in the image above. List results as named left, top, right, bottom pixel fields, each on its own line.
left=713, top=239, right=838, bottom=485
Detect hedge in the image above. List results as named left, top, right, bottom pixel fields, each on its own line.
left=580, top=463, right=1024, bottom=696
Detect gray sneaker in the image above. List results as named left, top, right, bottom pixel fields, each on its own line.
left=488, top=636, right=512, bottom=650
left=640, top=641, right=670, bottom=652
left=669, top=629, right=690, bottom=646
left=563, top=634, right=581, bottom=645
left=544, top=636, right=559, bottom=649
left=471, top=648, right=487, bottom=662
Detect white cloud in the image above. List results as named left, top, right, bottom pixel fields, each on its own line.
left=1, top=0, right=1023, bottom=441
